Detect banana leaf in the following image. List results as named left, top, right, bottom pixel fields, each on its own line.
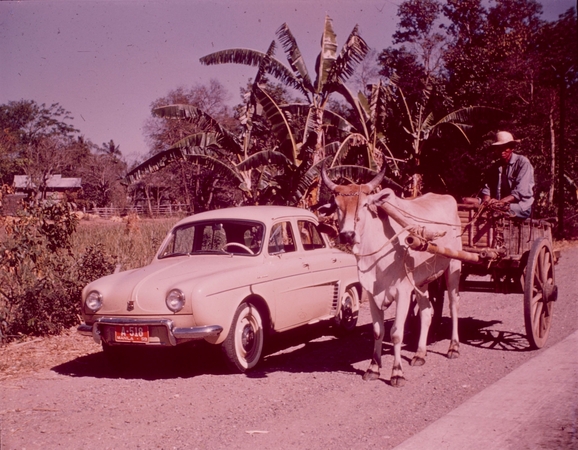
left=314, top=15, right=338, bottom=92
left=153, top=104, right=241, bottom=152
left=275, top=23, right=314, bottom=93
left=200, top=48, right=308, bottom=97
left=253, top=86, right=298, bottom=163
left=327, top=25, right=370, bottom=85
left=236, top=150, right=293, bottom=172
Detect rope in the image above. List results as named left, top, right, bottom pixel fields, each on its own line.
left=380, top=200, right=462, bottom=228
left=353, top=225, right=412, bottom=258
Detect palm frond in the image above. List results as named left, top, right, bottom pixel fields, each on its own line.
left=334, top=83, right=369, bottom=135
left=324, top=164, right=380, bottom=184
left=323, top=109, right=356, bottom=134
left=275, top=23, right=314, bottom=93
left=368, top=81, right=388, bottom=137
left=314, top=15, right=338, bottom=92
left=422, top=112, right=436, bottom=133
left=328, top=25, right=370, bottom=85
left=200, top=48, right=307, bottom=96
left=436, top=106, right=507, bottom=127
left=253, top=86, right=298, bottom=163
left=153, top=104, right=241, bottom=152
left=330, top=133, right=369, bottom=167
left=326, top=165, right=403, bottom=191
left=254, top=41, right=277, bottom=86
left=236, top=150, right=293, bottom=171
left=124, top=146, right=241, bottom=185
left=153, top=104, right=220, bottom=129
left=292, top=161, right=325, bottom=203
left=168, top=133, right=223, bottom=155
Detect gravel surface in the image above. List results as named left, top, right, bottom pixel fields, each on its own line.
left=1, top=245, right=577, bottom=450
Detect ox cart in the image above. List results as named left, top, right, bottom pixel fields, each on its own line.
left=405, top=203, right=559, bottom=349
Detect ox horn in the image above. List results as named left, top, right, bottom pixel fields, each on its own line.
left=365, top=166, right=386, bottom=191
left=321, top=164, right=338, bottom=192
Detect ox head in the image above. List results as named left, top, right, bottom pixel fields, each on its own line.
left=320, top=165, right=386, bottom=246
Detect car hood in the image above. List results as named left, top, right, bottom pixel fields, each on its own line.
left=83, top=255, right=261, bottom=315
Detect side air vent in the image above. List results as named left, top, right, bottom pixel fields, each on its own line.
left=331, top=282, right=340, bottom=314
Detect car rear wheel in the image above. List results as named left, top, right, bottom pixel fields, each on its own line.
left=222, top=303, right=264, bottom=373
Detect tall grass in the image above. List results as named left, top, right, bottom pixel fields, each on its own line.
left=71, top=218, right=179, bottom=272
left=0, top=212, right=182, bottom=342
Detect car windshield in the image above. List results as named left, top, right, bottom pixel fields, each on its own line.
left=159, top=220, right=265, bottom=258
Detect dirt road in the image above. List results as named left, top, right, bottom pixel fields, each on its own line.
left=1, top=245, right=577, bottom=450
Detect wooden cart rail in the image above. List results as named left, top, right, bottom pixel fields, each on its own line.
left=458, top=204, right=554, bottom=262
left=403, top=203, right=558, bottom=350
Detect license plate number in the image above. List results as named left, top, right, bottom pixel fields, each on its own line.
left=115, top=325, right=149, bottom=343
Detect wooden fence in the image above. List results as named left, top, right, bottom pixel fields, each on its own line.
left=90, top=204, right=191, bottom=219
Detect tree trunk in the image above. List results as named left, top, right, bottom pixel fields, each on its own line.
left=557, top=78, right=566, bottom=237
left=144, top=186, right=153, bottom=217
left=548, top=107, right=556, bottom=204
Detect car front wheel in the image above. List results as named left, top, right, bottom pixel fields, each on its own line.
left=338, top=285, right=359, bottom=333
left=222, top=303, right=264, bottom=372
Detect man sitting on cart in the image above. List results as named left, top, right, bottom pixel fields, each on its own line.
left=465, top=131, right=535, bottom=219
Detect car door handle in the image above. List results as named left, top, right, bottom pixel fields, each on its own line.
left=303, top=263, right=310, bottom=269
left=332, top=258, right=337, bottom=263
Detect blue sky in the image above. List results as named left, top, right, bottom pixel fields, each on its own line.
left=1, top=0, right=574, bottom=164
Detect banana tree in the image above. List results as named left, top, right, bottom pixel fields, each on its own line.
left=124, top=86, right=330, bottom=207
left=382, top=78, right=508, bottom=197
left=200, top=15, right=371, bottom=203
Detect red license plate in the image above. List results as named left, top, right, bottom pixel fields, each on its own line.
left=115, top=325, right=149, bottom=343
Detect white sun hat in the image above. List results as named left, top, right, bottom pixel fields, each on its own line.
left=492, top=131, right=519, bottom=146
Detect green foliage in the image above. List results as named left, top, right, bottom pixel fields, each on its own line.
left=0, top=201, right=117, bottom=341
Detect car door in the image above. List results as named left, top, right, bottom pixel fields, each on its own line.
left=263, top=220, right=323, bottom=331
left=295, top=219, right=343, bottom=319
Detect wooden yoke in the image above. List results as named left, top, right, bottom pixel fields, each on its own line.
left=374, top=200, right=488, bottom=264
left=405, top=234, right=481, bottom=263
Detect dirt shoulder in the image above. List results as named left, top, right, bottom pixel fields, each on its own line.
left=1, top=246, right=577, bottom=450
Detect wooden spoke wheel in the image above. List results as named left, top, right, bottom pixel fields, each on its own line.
left=523, top=238, right=558, bottom=349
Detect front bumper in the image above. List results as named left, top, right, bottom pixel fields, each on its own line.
left=77, top=317, right=223, bottom=346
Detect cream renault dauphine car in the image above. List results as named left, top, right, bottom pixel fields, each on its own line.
left=78, top=205, right=360, bottom=372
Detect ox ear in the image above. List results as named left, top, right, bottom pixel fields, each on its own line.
left=316, top=201, right=337, bottom=217
left=368, top=188, right=394, bottom=209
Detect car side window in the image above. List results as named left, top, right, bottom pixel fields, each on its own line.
left=268, top=222, right=296, bottom=254
left=298, top=220, right=326, bottom=250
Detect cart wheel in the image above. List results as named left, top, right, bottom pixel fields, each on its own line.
left=524, top=237, right=558, bottom=349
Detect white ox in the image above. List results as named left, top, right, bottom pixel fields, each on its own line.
left=321, top=167, right=462, bottom=386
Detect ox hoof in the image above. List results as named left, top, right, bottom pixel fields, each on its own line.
left=390, top=376, right=406, bottom=388
left=447, top=349, right=460, bottom=359
left=410, top=356, right=426, bottom=367
left=362, top=370, right=380, bottom=381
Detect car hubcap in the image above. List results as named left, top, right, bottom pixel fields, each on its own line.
left=342, top=296, right=353, bottom=323
left=241, top=323, right=255, bottom=352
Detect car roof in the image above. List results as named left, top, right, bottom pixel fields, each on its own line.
left=173, top=205, right=318, bottom=228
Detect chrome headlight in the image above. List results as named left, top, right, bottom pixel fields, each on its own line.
left=166, top=289, right=185, bottom=313
left=85, top=290, right=103, bottom=313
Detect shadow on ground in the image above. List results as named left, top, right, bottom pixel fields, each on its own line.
left=52, top=314, right=532, bottom=381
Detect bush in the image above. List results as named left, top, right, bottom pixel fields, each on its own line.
left=0, top=201, right=116, bottom=342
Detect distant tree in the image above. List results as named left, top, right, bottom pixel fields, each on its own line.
left=533, top=8, right=578, bottom=235
left=99, top=139, right=122, bottom=161
left=0, top=100, right=83, bottom=199
left=139, top=80, right=236, bottom=211
left=376, top=0, right=505, bottom=196
left=79, top=140, right=128, bottom=209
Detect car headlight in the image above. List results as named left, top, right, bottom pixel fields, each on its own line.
left=166, top=289, right=185, bottom=313
left=85, top=290, right=103, bottom=313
